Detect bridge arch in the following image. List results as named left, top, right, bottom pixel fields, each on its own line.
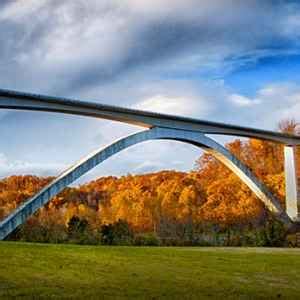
left=0, top=126, right=292, bottom=240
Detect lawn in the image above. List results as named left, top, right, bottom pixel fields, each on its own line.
left=0, top=242, right=300, bottom=299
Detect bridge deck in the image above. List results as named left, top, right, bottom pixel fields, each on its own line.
left=0, top=88, right=299, bottom=145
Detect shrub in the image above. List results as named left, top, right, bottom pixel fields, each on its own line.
left=18, top=219, right=67, bottom=244
left=67, top=216, right=93, bottom=244
left=101, top=219, right=133, bottom=245
left=255, top=217, right=287, bottom=247
left=134, top=233, right=160, bottom=246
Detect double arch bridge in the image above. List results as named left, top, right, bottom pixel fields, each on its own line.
left=0, top=89, right=300, bottom=240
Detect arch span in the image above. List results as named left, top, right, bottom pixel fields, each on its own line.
left=0, top=127, right=292, bottom=240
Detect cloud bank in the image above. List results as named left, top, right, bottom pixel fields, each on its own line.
left=1, top=0, right=300, bottom=93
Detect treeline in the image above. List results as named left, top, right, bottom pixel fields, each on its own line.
left=0, top=120, right=299, bottom=246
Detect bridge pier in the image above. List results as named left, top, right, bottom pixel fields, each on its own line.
left=284, top=146, right=300, bottom=222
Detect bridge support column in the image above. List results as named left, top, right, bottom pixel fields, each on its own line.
left=284, top=146, right=300, bottom=222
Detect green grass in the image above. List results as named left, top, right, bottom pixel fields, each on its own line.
left=1, top=243, right=300, bottom=299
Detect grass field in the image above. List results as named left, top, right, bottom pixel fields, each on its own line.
left=1, top=242, right=300, bottom=299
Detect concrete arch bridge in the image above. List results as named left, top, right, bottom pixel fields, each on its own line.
left=0, top=89, right=299, bottom=240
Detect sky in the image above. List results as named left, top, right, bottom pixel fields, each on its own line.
left=1, top=0, right=300, bottom=183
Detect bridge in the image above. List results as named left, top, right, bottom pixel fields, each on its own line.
left=0, top=88, right=299, bottom=240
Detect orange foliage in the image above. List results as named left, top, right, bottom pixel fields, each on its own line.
left=0, top=120, right=298, bottom=234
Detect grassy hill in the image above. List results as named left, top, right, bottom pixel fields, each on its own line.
left=1, top=242, right=300, bottom=299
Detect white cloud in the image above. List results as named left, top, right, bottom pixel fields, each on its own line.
left=133, top=160, right=165, bottom=173
left=135, top=94, right=210, bottom=117
left=224, top=83, right=300, bottom=130
left=229, top=94, right=261, bottom=107
left=0, top=153, right=66, bottom=179
left=133, top=158, right=185, bottom=174
left=0, top=0, right=48, bottom=21
left=0, top=153, right=7, bottom=166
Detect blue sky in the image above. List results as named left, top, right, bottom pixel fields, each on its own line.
left=1, top=0, right=300, bottom=182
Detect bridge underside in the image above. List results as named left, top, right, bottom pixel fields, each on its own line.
left=0, top=127, right=294, bottom=240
